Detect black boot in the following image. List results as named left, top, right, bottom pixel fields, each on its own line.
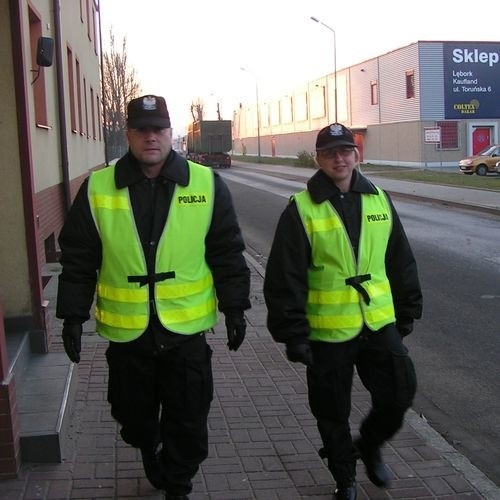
left=353, top=439, right=390, bottom=488
left=333, top=482, right=357, bottom=500
left=140, top=446, right=166, bottom=489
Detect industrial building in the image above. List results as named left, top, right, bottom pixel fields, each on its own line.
left=233, top=40, right=500, bottom=168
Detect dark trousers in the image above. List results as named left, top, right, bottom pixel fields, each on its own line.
left=105, top=334, right=213, bottom=495
left=307, top=325, right=417, bottom=485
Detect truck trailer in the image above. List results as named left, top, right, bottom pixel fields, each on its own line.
left=186, top=120, right=232, bottom=168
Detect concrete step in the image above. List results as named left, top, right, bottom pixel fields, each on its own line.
left=8, top=331, right=78, bottom=463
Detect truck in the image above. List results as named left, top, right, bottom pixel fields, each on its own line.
left=186, top=120, right=232, bottom=168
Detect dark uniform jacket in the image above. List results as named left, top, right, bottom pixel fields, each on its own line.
left=264, top=168, right=422, bottom=344
left=56, top=150, right=251, bottom=352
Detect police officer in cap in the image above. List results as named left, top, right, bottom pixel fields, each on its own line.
left=264, top=123, right=422, bottom=499
left=57, top=95, right=251, bottom=499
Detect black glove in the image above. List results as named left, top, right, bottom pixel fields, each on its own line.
left=285, top=338, right=313, bottom=367
left=62, top=322, right=82, bottom=363
left=396, top=320, right=414, bottom=338
left=225, top=310, right=246, bottom=351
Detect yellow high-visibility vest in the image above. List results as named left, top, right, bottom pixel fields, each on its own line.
left=294, top=187, right=396, bottom=342
left=88, top=161, right=217, bottom=341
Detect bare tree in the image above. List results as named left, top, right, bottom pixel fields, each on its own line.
left=190, top=98, right=204, bottom=122
left=102, top=31, right=140, bottom=161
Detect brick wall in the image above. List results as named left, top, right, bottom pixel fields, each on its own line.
left=35, top=183, right=66, bottom=266
left=35, top=174, right=88, bottom=267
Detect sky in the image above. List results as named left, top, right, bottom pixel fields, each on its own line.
left=99, top=0, right=498, bottom=135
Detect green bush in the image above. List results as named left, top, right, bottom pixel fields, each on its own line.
left=295, top=151, right=316, bottom=168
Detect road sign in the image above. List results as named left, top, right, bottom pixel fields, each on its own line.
left=424, top=127, right=441, bottom=143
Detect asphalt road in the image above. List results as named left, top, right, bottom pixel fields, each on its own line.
left=220, top=165, right=500, bottom=487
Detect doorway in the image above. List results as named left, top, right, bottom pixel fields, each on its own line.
left=472, top=127, right=492, bottom=154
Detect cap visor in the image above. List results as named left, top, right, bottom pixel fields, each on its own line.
left=316, top=140, right=357, bottom=150
left=127, top=117, right=170, bottom=128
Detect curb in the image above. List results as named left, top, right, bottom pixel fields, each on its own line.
left=383, top=190, right=500, bottom=217
left=406, top=411, right=500, bottom=499
left=243, top=251, right=500, bottom=500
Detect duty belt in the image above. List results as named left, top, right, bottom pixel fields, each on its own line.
left=128, top=271, right=176, bottom=287
left=345, top=273, right=371, bottom=305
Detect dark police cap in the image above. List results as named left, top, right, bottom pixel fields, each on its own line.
left=127, top=95, right=171, bottom=128
left=315, top=123, right=356, bottom=150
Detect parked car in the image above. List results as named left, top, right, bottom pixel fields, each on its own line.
left=458, top=145, right=500, bottom=175
left=495, top=160, right=500, bottom=174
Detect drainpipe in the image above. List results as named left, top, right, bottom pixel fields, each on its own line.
left=377, top=57, right=381, bottom=124
left=348, top=67, right=352, bottom=125
left=52, top=0, right=71, bottom=211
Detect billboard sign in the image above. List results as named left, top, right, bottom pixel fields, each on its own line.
left=443, top=42, right=500, bottom=119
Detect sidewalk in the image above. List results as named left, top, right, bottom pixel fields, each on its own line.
left=2, top=171, right=499, bottom=500
left=232, top=162, right=500, bottom=216
left=2, top=253, right=500, bottom=499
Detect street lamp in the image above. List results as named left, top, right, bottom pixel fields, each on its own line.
left=240, top=66, right=261, bottom=163
left=310, top=16, right=337, bottom=123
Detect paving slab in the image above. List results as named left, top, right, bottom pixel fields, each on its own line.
left=1, top=254, right=499, bottom=499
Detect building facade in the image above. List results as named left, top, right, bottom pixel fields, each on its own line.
left=233, top=41, right=500, bottom=168
left=1, top=0, right=104, bottom=477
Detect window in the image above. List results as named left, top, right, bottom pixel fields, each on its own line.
left=261, top=103, right=270, bottom=127
left=281, top=96, right=293, bottom=124
left=406, top=70, right=415, bottom=99
left=44, top=233, right=58, bottom=264
left=86, top=0, right=92, bottom=41
left=295, top=92, right=308, bottom=122
left=90, top=86, right=96, bottom=139
left=97, top=95, right=102, bottom=141
left=29, top=7, right=49, bottom=127
left=270, top=101, right=280, bottom=126
left=436, top=121, right=458, bottom=150
left=76, top=59, right=83, bottom=133
left=310, top=87, right=324, bottom=119
left=83, top=77, right=89, bottom=137
left=92, top=2, right=98, bottom=54
left=67, top=47, right=77, bottom=132
left=370, top=80, right=378, bottom=105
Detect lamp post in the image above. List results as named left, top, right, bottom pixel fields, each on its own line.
left=240, top=67, right=261, bottom=162
left=310, top=16, right=337, bottom=123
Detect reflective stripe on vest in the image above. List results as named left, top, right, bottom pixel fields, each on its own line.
left=294, top=186, right=396, bottom=342
left=88, top=161, right=217, bottom=341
